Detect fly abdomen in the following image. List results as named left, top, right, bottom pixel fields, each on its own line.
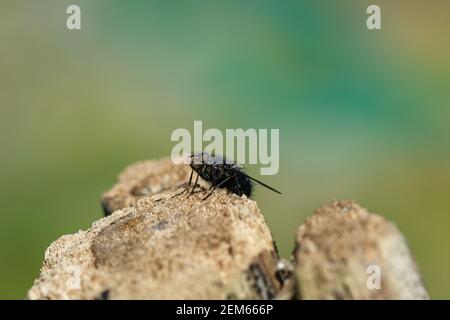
left=227, top=171, right=252, bottom=197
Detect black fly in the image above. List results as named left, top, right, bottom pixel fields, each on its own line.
left=179, top=152, right=281, bottom=200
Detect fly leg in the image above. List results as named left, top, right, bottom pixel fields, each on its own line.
left=203, top=176, right=232, bottom=201
left=235, top=176, right=243, bottom=196
left=174, top=169, right=193, bottom=197
left=187, top=173, right=199, bottom=198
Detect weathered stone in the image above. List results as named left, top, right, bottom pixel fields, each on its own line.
left=27, top=158, right=281, bottom=300
left=293, top=200, right=429, bottom=299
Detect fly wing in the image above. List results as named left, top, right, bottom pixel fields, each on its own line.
left=242, top=173, right=282, bottom=194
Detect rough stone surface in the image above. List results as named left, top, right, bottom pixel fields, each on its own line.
left=293, top=200, right=429, bottom=300
left=101, top=158, right=192, bottom=215
left=27, top=158, right=281, bottom=300
left=27, top=158, right=429, bottom=300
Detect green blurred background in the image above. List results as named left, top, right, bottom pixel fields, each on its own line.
left=1, top=0, right=449, bottom=299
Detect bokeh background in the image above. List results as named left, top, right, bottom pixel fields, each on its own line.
left=1, top=0, right=449, bottom=299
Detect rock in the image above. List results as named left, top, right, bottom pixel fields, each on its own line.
left=293, top=200, right=429, bottom=299
left=27, top=158, right=281, bottom=299
left=101, top=158, right=192, bottom=216
left=27, top=158, right=429, bottom=300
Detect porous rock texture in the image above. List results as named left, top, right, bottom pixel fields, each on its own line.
left=27, top=158, right=429, bottom=300
left=293, top=200, right=429, bottom=299
left=27, top=158, right=281, bottom=299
